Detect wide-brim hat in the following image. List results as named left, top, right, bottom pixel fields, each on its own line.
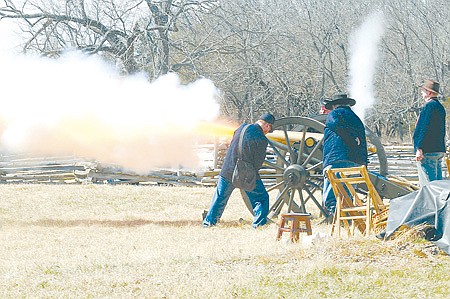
left=321, top=98, right=331, bottom=107
left=324, top=93, right=356, bottom=110
left=421, top=79, right=441, bottom=95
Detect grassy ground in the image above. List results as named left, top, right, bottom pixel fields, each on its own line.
left=0, top=184, right=449, bottom=298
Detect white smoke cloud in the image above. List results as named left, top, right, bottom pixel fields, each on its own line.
left=0, top=23, right=221, bottom=173
left=348, top=11, right=386, bottom=121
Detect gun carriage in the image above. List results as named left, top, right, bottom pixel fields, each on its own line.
left=235, top=115, right=418, bottom=220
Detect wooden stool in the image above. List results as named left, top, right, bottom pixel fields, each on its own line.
left=276, top=213, right=312, bottom=242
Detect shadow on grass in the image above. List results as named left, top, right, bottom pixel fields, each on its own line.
left=13, top=218, right=255, bottom=228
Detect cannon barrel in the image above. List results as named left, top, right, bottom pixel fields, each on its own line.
left=237, top=116, right=416, bottom=219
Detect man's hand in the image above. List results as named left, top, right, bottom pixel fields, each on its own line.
left=415, top=149, right=423, bottom=161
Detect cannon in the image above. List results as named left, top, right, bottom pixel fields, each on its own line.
left=234, top=115, right=419, bottom=219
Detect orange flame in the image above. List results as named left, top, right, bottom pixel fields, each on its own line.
left=193, top=121, right=238, bottom=139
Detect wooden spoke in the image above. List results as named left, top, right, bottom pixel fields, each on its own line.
left=296, top=126, right=307, bottom=165
left=282, top=125, right=295, bottom=162
left=302, top=138, right=324, bottom=167
left=267, top=139, right=290, bottom=167
left=306, top=161, right=323, bottom=172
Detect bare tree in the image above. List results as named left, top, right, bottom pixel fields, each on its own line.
left=373, top=0, right=450, bottom=141
left=0, top=0, right=218, bottom=76
left=1, top=0, right=450, bottom=142
left=181, top=0, right=299, bottom=121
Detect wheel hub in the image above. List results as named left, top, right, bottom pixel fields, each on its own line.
left=283, top=164, right=308, bottom=188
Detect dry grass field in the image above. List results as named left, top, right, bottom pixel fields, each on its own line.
left=1, top=183, right=449, bottom=298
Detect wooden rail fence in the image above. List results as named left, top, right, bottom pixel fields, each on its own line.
left=0, top=153, right=202, bottom=186
left=0, top=145, right=447, bottom=186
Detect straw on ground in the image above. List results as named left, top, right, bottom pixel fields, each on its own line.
left=0, top=184, right=449, bottom=298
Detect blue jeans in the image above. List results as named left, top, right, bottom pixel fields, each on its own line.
left=203, top=175, right=269, bottom=228
left=417, top=152, right=445, bottom=186
left=322, top=161, right=360, bottom=214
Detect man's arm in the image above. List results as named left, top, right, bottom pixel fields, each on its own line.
left=251, top=138, right=268, bottom=170
left=326, top=113, right=358, bottom=147
left=414, top=105, right=431, bottom=161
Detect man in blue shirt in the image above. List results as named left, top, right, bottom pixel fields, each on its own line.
left=413, top=80, right=446, bottom=186
left=322, top=93, right=368, bottom=216
left=203, top=113, right=275, bottom=228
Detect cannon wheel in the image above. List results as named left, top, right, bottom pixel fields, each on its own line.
left=240, top=116, right=388, bottom=219
left=240, top=116, right=328, bottom=219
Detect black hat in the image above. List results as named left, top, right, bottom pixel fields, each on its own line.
left=324, top=93, right=356, bottom=110
left=258, top=113, right=275, bottom=125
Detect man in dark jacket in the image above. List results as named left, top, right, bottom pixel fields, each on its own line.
left=322, top=93, right=368, bottom=215
left=203, top=113, right=275, bottom=228
left=413, top=80, right=446, bottom=186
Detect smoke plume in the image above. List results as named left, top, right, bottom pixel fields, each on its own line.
left=348, top=11, right=386, bottom=121
left=0, top=24, right=221, bottom=173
